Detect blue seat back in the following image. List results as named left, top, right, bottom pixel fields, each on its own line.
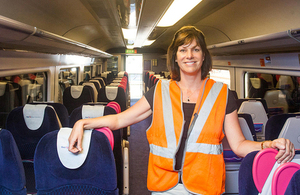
left=284, top=168, right=300, bottom=195
left=63, top=85, right=94, bottom=115
left=265, top=113, right=300, bottom=141
left=0, top=129, right=26, bottom=195
left=69, top=103, right=123, bottom=194
left=34, top=130, right=119, bottom=195
left=6, top=104, right=61, bottom=193
left=238, top=150, right=259, bottom=195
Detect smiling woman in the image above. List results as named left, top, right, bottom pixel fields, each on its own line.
left=167, top=26, right=212, bottom=81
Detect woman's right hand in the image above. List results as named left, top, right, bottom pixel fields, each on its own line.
left=68, top=119, right=84, bottom=153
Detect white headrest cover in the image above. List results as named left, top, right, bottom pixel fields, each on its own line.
left=0, top=82, right=6, bottom=96
left=102, top=73, right=108, bottom=78
left=109, top=83, right=120, bottom=86
left=118, top=72, right=125, bottom=77
left=28, top=84, right=41, bottom=97
left=70, top=86, right=84, bottom=99
left=19, top=79, right=31, bottom=87
left=106, top=86, right=118, bottom=100
left=82, top=105, right=105, bottom=119
left=57, top=127, right=92, bottom=169
left=23, top=104, right=47, bottom=130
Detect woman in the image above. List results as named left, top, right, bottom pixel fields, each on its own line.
left=69, top=26, right=295, bottom=195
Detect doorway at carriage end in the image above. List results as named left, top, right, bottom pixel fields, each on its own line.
left=125, top=54, right=143, bottom=105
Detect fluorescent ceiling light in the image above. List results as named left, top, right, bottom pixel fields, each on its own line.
left=126, top=45, right=135, bottom=49
left=122, top=28, right=137, bottom=40
left=143, top=40, right=155, bottom=46
left=157, top=0, right=202, bottom=27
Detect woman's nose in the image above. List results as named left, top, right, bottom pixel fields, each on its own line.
left=186, top=50, right=193, bottom=59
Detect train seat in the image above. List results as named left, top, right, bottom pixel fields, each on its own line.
left=248, top=78, right=268, bottom=98
left=19, top=79, right=32, bottom=105
left=89, top=79, right=102, bottom=91
left=0, top=81, right=15, bottom=128
left=30, top=102, right=69, bottom=127
left=93, top=77, right=106, bottom=88
left=239, top=148, right=300, bottom=195
left=278, top=116, right=300, bottom=149
left=276, top=75, right=295, bottom=93
left=284, top=169, right=300, bottom=195
left=98, top=86, right=127, bottom=112
left=6, top=104, right=61, bottom=193
left=238, top=113, right=257, bottom=141
left=222, top=114, right=255, bottom=194
left=252, top=149, right=300, bottom=195
left=238, top=99, right=268, bottom=141
left=82, top=82, right=98, bottom=102
left=238, top=150, right=260, bottom=195
left=63, top=85, right=94, bottom=115
left=236, top=98, right=269, bottom=114
left=34, top=128, right=119, bottom=195
left=264, top=89, right=289, bottom=115
left=69, top=103, right=117, bottom=127
left=68, top=103, right=126, bottom=195
left=265, top=113, right=300, bottom=141
left=0, top=129, right=26, bottom=195
left=98, top=86, right=128, bottom=140
left=27, top=83, right=42, bottom=102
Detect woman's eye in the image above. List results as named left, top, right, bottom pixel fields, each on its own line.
left=179, top=49, right=186, bottom=52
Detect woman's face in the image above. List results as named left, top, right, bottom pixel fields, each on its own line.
left=175, top=39, right=204, bottom=77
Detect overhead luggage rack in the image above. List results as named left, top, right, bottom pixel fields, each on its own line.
left=0, top=15, right=112, bottom=58
left=208, top=28, right=300, bottom=55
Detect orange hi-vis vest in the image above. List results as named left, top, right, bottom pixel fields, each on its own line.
left=146, top=78, right=228, bottom=195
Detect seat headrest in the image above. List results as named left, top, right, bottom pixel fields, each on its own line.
left=70, top=86, right=84, bottom=99
left=82, top=105, right=105, bottom=119
left=23, top=104, right=48, bottom=130
left=28, top=84, right=42, bottom=97
left=57, top=127, right=92, bottom=169
left=250, top=78, right=261, bottom=89
left=106, top=86, right=118, bottom=100
left=0, top=82, right=6, bottom=96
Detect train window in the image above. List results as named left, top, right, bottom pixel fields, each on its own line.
left=58, top=68, right=78, bottom=103
left=209, top=69, right=230, bottom=88
left=0, top=72, right=47, bottom=128
left=245, top=72, right=300, bottom=116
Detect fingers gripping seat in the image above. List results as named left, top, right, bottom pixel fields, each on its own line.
left=34, top=128, right=119, bottom=195
left=0, top=129, right=26, bottom=195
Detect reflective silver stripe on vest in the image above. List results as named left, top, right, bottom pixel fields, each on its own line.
left=150, top=80, right=178, bottom=159
left=186, top=82, right=224, bottom=154
left=149, top=144, right=175, bottom=159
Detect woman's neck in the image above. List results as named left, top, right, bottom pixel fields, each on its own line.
left=178, top=74, right=203, bottom=90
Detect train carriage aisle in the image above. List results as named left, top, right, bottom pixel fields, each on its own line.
left=128, top=98, right=151, bottom=195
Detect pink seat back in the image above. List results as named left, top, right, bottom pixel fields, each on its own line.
left=94, top=127, right=114, bottom=150
left=107, top=102, right=121, bottom=113
left=272, top=162, right=300, bottom=195
left=253, top=148, right=278, bottom=192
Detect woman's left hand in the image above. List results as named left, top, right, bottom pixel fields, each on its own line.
left=266, top=138, right=295, bottom=164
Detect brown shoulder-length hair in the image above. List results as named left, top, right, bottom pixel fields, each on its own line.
left=167, top=26, right=212, bottom=81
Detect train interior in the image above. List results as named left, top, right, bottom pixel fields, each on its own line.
left=1, top=0, right=300, bottom=194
